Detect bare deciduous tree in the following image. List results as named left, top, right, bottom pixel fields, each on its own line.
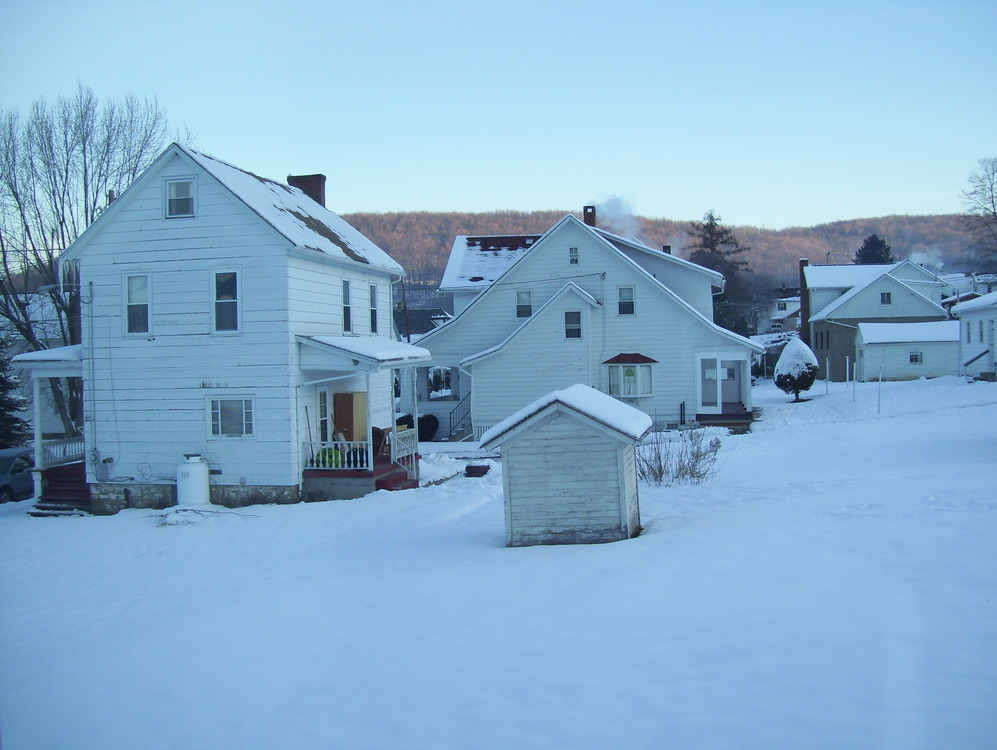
left=962, top=157, right=997, bottom=271
left=0, top=84, right=185, bottom=434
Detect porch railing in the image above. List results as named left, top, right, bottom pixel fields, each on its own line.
left=389, top=428, right=419, bottom=480
left=303, top=440, right=371, bottom=470
left=449, top=392, right=471, bottom=436
left=41, top=437, right=85, bottom=468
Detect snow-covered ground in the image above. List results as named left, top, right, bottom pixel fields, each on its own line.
left=2, top=377, right=995, bottom=749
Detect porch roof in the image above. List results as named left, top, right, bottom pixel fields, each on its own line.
left=10, top=344, right=83, bottom=378
left=297, top=336, right=431, bottom=372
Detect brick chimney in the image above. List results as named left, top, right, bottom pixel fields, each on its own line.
left=287, top=174, right=327, bottom=207
left=799, top=258, right=810, bottom=347
left=583, top=205, right=597, bottom=227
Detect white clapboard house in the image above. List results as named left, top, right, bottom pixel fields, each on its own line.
left=407, top=209, right=764, bottom=439
left=952, top=290, right=997, bottom=380
left=799, top=259, right=948, bottom=381
left=13, top=143, right=430, bottom=515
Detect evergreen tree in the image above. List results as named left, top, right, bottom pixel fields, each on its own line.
left=0, top=337, right=31, bottom=448
left=853, top=234, right=894, bottom=264
left=774, top=338, right=819, bottom=402
left=686, top=210, right=753, bottom=334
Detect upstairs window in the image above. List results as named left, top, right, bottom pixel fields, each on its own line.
left=166, top=179, right=194, bottom=218
left=777, top=302, right=787, bottom=311
left=210, top=398, right=254, bottom=437
left=125, top=274, right=150, bottom=334
left=618, top=286, right=635, bottom=315
left=564, top=310, right=582, bottom=339
left=568, top=246, right=579, bottom=265
left=516, top=291, right=532, bottom=318
left=213, top=271, right=239, bottom=332
left=880, top=292, right=892, bottom=305
left=343, top=280, right=352, bottom=332
left=369, top=284, right=378, bottom=333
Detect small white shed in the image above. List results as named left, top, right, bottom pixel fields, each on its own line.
left=856, top=321, right=960, bottom=381
left=478, top=384, right=653, bottom=547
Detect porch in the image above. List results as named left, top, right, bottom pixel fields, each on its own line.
left=301, top=427, right=420, bottom=499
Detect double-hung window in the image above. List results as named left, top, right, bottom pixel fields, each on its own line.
left=564, top=310, right=582, bottom=339
left=618, top=286, right=635, bottom=315
left=165, top=178, right=195, bottom=218
left=880, top=291, right=892, bottom=305
left=125, top=274, right=150, bottom=334
left=343, top=280, right=352, bottom=332
left=213, top=271, right=239, bottom=332
left=568, top=246, right=579, bottom=265
left=210, top=397, right=254, bottom=437
left=516, top=291, right=532, bottom=318
left=369, top=284, right=378, bottom=333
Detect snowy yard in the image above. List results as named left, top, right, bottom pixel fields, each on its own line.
left=2, top=377, right=995, bottom=749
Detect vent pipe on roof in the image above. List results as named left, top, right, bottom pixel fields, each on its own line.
left=583, top=205, right=597, bottom=227
left=287, top=174, right=327, bottom=207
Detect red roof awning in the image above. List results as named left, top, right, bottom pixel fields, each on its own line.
left=602, top=353, right=659, bottom=364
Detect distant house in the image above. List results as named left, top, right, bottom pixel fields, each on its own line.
left=13, top=143, right=430, bottom=514
left=855, top=321, right=960, bottom=381
left=393, top=306, right=452, bottom=341
left=799, top=259, right=947, bottom=381
left=756, top=296, right=800, bottom=333
left=479, top=384, right=651, bottom=546
left=408, top=209, right=764, bottom=438
left=952, top=291, right=997, bottom=380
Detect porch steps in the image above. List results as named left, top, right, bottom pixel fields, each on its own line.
left=374, top=459, right=419, bottom=492
left=30, top=462, right=91, bottom=517
left=695, top=405, right=757, bottom=434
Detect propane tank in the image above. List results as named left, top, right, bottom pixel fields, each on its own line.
left=177, top=453, right=211, bottom=506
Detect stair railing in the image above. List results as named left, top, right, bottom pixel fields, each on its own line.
left=449, top=392, right=471, bottom=436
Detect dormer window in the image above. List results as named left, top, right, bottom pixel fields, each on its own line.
left=166, top=179, right=195, bottom=218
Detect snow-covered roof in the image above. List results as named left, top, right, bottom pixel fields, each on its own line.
left=182, top=146, right=403, bottom=275
left=298, top=336, right=431, bottom=367
left=439, top=234, right=541, bottom=291
left=479, top=384, right=652, bottom=449
left=11, top=344, right=83, bottom=363
left=810, top=271, right=943, bottom=322
left=952, top=289, right=997, bottom=314
left=803, top=263, right=899, bottom=289
left=857, top=321, right=960, bottom=344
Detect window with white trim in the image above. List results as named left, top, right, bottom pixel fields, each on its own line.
left=568, top=246, right=579, bottom=265
left=564, top=310, right=582, bottom=339
left=880, top=291, right=892, bottom=305
left=165, top=178, right=194, bottom=218
left=516, top=291, right=532, bottom=318
left=608, top=363, right=653, bottom=397
left=125, top=274, right=150, bottom=334
left=618, top=286, right=635, bottom=315
left=213, top=271, right=239, bottom=332
left=369, top=284, right=378, bottom=333
left=210, top=398, right=254, bottom=437
left=777, top=302, right=787, bottom=311
left=909, top=351, right=922, bottom=364
left=343, top=279, right=352, bottom=332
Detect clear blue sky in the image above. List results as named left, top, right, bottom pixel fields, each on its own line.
left=3, top=0, right=995, bottom=229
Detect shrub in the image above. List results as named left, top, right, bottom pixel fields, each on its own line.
left=637, top=429, right=722, bottom=486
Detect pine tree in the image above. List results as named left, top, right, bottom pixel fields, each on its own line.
left=853, top=234, right=895, bottom=264
left=0, top=338, right=31, bottom=448
left=774, top=338, right=819, bottom=402
left=686, top=211, right=753, bottom=334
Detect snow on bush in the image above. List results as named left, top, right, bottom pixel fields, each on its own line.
left=774, top=337, right=819, bottom=401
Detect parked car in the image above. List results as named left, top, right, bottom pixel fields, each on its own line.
left=0, top=447, right=35, bottom=503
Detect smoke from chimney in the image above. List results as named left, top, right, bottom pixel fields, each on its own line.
left=287, top=174, right=327, bottom=207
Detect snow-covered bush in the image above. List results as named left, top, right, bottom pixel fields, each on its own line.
left=774, top=338, right=819, bottom=402
left=637, top=429, right=721, bottom=485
